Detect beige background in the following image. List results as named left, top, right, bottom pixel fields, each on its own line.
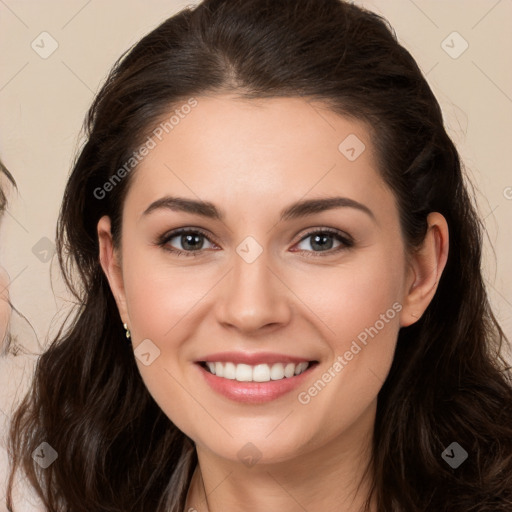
left=0, top=0, right=511, bottom=509
left=0, top=1, right=511, bottom=357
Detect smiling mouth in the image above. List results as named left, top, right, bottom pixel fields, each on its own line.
left=198, top=360, right=319, bottom=383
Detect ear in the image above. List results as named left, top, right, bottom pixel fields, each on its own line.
left=97, top=215, right=129, bottom=325
left=400, top=212, right=449, bottom=327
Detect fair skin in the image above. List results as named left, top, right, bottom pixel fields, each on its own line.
left=98, top=95, right=448, bottom=512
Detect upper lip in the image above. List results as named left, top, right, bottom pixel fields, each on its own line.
left=196, top=351, right=316, bottom=365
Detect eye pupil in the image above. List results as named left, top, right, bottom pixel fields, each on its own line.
left=311, top=233, right=334, bottom=251
left=182, top=233, right=203, bottom=250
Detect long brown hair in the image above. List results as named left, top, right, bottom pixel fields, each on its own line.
left=7, top=0, right=512, bottom=510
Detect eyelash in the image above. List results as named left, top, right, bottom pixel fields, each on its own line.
left=156, top=227, right=354, bottom=258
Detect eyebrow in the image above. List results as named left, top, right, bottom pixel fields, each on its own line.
left=142, top=195, right=375, bottom=222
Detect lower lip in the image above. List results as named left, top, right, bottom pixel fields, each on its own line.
left=196, top=363, right=317, bottom=404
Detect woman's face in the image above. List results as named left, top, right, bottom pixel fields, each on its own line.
left=99, top=95, right=437, bottom=465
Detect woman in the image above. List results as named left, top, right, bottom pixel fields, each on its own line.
left=6, top=0, right=512, bottom=510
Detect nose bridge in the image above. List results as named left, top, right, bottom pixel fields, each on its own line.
left=216, top=236, right=290, bottom=332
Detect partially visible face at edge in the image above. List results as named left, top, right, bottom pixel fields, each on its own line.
left=0, top=266, right=11, bottom=349
left=0, top=179, right=12, bottom=350
left=98, top=94, right=448, bottom=466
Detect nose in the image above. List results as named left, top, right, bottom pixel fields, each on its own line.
left=215, top=246, right=292, bottom=334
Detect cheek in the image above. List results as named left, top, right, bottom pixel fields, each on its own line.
left=293, top=245, right=405, bottom=431
left=298, top=241, right=405, bottom=349
left=119, top=247, right=217, bottom=434
left=333, top=245, right=405, bottom=370
left=121, top=244, right=207, bottom=339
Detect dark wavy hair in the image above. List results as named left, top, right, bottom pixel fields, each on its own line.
left=6, top=0, right=512, bottom=510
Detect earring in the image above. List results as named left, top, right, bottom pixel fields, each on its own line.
left=123, top=322, right=131, bottom=339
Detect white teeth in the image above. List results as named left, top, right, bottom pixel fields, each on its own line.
left=270, top=363, right=285, bottom=380
left=253, top=364, right=270, bottom=382
left=284, top=363, right=295, bottom=378
left=223, top=362, right=236, bottom=380
left=203, top=361, right=311, bottom=382
left=294, top=362, right=309, bottom=375
left=235, top=364, right=253, bottom=382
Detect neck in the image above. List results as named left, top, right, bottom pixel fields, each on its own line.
left=185, top=401, right=377, bottom=512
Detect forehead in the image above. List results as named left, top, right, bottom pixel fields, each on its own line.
left=125, top=94, right=396, bottom=223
